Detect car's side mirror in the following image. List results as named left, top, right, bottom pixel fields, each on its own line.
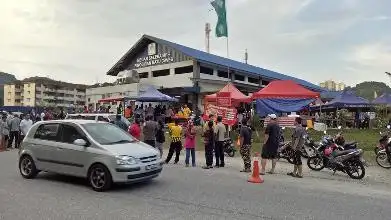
left=73, top=139, right=87, bottom=147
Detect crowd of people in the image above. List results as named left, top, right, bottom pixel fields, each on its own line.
left=0, top=109, right=68, bottom=150
left=1, top=102, right=309, bottom=180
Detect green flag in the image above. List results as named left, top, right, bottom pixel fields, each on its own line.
left=211, top=0, right=228, bottom=37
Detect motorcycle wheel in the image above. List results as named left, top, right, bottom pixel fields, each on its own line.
left=374, top=147, right=380, bottom=155
left=284, top=148, right=295, bottom=164
left=227, top=150, right=235, bottom=157
left=307, top=155, right=325, bottom=171
left=346, top=160, right=365, bottom=179
left=376, top=152, right=391, bottom=169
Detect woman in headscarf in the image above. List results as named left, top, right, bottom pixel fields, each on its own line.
left=184, top=119, right=196, bottom=167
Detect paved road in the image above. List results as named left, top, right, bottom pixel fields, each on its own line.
left=1, top=150, right=391, bottom=220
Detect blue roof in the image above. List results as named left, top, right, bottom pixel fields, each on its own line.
left=145, top=35, right=323, bottom=91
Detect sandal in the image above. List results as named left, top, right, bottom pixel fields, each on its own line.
left=287, top=172, right=296, bottom=177
left=240, top=169, right=251, bottom=173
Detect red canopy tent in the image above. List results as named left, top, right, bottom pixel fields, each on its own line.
left=204, top=83, right=251, bottom=105
left=252, top=80, right=319, bottom=99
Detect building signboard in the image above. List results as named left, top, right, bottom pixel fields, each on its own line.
left=134, top=53, right=174, bottom=68
left=129, top=41, right=190, bottom=69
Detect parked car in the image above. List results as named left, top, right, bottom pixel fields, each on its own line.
left=65, top=113, right=130, bottom=127
left=18, top=120, right=163, bottom=191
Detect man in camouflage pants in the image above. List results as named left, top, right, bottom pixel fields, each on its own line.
left=239, top=118, right=252, bottom=172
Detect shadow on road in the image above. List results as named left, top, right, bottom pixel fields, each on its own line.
left=36, top=172, right=163, bottom=192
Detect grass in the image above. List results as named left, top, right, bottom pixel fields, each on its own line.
left=159, top=127, right=380, bottom=161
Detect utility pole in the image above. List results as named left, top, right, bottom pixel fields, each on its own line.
left=205, top=23, right=211, bottom=53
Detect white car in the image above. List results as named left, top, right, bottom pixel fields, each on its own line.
left=18, top=120, right=163, bottom=191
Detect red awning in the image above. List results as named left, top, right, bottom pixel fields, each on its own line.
left=204, top=83, right=251, bottom=103
left=252, top=80, right=319, bottom=99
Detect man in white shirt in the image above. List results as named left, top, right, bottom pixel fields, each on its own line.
left=40, top=110, right=46, bottom=121
left=20, top=114, right=33, bottom=144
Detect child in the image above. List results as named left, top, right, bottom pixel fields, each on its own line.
left=184, top=120, right=196, bottom=167
left=155, top=120, right=165, bottom=158
left=202, top=121, right=215, bottom=169
left=165, top=119, right=183, bottom=164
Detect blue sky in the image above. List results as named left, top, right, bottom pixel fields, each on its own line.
left=0, top=0, right=390, bottom=86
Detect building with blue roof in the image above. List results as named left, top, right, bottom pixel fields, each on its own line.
left=87, top=34, right=323, bottom=110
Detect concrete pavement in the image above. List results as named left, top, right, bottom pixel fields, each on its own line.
left=1, top=149, right=391, bottom=220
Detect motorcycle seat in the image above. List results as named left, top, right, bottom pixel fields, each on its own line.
left=333, top=149, right=355, bottom=157
left=343, top=142, right=357, bottom=148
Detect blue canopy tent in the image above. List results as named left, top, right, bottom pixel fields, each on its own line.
left=311, top=91, right=370, bottom=111
left=256, top=98, right=315, bottom=117
left=136, top=86, right=178, bottom=102
left=373, top=93, right=391, bottom=105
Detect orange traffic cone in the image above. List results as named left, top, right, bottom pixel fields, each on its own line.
left=248, top=152, right=264, bottom=184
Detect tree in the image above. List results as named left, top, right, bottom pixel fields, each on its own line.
left=352, top=81, right=391, bottom=101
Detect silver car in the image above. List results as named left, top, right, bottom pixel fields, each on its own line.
left=18, top=120, right=163, bottom=191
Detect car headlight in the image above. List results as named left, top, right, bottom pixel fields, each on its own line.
left=116, top=155, right=140, bottom=165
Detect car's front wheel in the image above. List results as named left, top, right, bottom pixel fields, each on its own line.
left=19, top=155, right=38, bottom=179
left=88, top=164, right=113, bottom=192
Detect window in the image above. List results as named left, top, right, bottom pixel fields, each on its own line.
left=28, top=91, right=31, bottom=94
left=7, top=99, right=11, bottom=102
left=139, top=72, right=149, bottom=79
left=60, top=124, right=86, bottom=144
left=152, top=69, right=170, bottom=77
left=87, top=98, right=91, bottom=102
left=34, top=124, right=60, bottom=141
left=175, top=66, right=193, bottom=75
left=97, top=116, right=109, bottom=122
left=82, top=123, right=135, bottom=145
left=234, top=74, right=245, bottom=81
left=248, top=77, right=260, bottom=84
left=200, top=66, right=213, bottom=75
left=27, top=98, right=31, bottom=102
left=217, top=70, right=228, bottom=78
left=28, top=84, right=31, bottom=88
left=66, top=115, right=96, bottom=120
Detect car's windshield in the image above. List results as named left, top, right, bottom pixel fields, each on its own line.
left=82, top=123, right=135, bottom=145
left=108, top=115, right=130, bottom=126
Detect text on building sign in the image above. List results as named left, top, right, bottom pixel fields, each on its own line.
left=135, top=53, right=174, bottom=68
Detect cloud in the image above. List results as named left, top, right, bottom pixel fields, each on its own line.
left=368, top=15, right=391, bottom=21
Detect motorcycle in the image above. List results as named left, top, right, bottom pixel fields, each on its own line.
left=307, top=129, right=366, bottom=179
left=374, top=125, right=390, bottom=155
left=277, top=141, right=295, bottom=164
left=300, top=130, right=317, bottom=158
left=376, top=125, right=391, bottom=169
left=223, top=138, right=236, bottom=157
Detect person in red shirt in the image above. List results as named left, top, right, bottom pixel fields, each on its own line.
left=128, top=119, right=141, bottom=140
